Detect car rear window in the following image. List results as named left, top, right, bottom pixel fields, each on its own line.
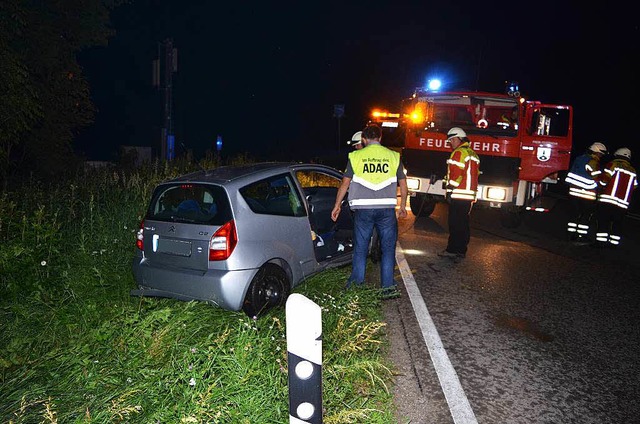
left=146, top=183, right=232, bottom=225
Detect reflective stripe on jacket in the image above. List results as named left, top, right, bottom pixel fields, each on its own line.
left=446, top=142, right=480, bottom=201
left=565, top=153, right=602, bottom=200
left=597, top=158, right=638, bottom=209
left=348, top=144, right=401, bottom=209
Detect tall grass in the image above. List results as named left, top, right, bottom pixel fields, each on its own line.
left=0, top=158, right=397, bottom=423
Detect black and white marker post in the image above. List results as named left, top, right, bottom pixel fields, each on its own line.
left=286, top=293, right=323, bottom=424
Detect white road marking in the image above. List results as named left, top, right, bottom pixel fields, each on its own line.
left=396, top=243, right=478, bottom=424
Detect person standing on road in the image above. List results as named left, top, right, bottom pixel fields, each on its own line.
left=348, top=130, right=383, bottom=261
left=564, top=142, right=608, bottom=242
left=437, top=127, right=480, bottom=260
left=331, top=124, right=408, bottom=298
left=594, top=147, right=638, bottom=248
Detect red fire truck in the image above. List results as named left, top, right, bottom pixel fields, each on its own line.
left=370, top=82, right=573, bottom=226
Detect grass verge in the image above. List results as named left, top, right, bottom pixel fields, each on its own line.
left=0, top=160, right=398, bottom=423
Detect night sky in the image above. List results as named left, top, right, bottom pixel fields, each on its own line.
left=75, top=0, right=638, bottom=162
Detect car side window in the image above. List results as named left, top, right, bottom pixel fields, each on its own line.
left=240, top=174, right=305, bottom=217
left=295, top=170, right=342, bottom=189
left=295, top=170, right=345, bottom=234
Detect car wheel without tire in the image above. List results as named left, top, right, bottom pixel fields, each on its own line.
left=410, top=194, right=436, bottom=217
left=242, top=263, right=290, bottom=318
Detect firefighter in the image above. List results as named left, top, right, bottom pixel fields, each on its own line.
left=330, top=124, right=408, bottom=298
left=438, top=127, right=480, bottom=259
left=564, top=142, right=607, bottom=242
left=499, top=107, right=518, bottom=129
left=594, top=148, right=638, bottom=248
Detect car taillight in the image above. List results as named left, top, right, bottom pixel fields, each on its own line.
left=209, top=220, right=237, bottom=261
left=136, top=220, right=144, bottom=250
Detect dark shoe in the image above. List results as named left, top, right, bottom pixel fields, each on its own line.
left=380, top=286, right=401, bottom=300
left=345, top=281, right=365, bottom=290
left=438, top=250, right=465, bottom=259
left=437, top=249, right=459, bottom=258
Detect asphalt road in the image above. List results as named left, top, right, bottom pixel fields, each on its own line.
left=383, top=199, right=640, bottom=424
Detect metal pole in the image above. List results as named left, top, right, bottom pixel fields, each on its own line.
left=164, top=39, right=173, bottom=161
left=157, top=41, right=164, bottom=160
left=337, top=117, right=341, bottom=154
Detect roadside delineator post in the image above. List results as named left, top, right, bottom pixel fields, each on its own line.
left=286, top=293, right=322, bottom=424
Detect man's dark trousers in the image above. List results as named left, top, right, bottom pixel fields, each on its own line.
left=446, top=198, right=473, bottom=255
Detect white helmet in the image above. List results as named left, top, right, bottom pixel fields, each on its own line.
left=447, top=127, right=467, bottom=140
left=348, top=131, right=363, bottom=147
left=588, top=142, right=607, bottom=154
left=614, top=147, right=631, bottom=159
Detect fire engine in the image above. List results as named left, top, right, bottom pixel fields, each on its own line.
left=370, top=80, right=573, bottom=226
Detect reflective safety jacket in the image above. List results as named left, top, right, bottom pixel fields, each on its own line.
left=346, top=144, right=403, bottom=209
left=445, top=142, right=480, bottom=201
left=597, top=158, right=637, bottom=209
left=564, top=153, right=602, bottom=200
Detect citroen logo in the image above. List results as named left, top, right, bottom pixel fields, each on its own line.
left=169, top=225, right=176, bottom=233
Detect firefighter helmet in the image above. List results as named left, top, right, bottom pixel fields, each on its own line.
left=446, top=127, right=467, bottom=140
left=614, top=147, right=631, bottom=159
left=588, top=142, right=607, bottom=155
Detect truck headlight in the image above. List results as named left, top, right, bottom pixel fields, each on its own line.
left=485, top=187, right=507, bottom=201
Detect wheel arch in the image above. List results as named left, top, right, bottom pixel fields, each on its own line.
left=266, top=258, right=294, bottom=288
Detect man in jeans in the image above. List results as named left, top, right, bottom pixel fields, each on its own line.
left=331, top=124, right=408, bottom=298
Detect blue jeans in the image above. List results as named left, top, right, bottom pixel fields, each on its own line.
left=347, top=208, right=398, bottom=289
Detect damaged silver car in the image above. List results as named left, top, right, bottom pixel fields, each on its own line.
left=131, top=162, right=359, bottom=317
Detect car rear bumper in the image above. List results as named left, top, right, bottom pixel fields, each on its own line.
left=131, top=257, right=258, bottom=311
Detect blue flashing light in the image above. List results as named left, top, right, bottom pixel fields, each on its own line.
left=506, top=80, right=520, bottom=97
left=216, top=135, right=222, bottom=151
left=427, top=79, right=442, bottom=91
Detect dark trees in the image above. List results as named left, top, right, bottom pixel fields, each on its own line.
left=0, top=0, right=124, bottom=184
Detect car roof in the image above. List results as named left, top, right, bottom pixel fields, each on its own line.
left=164, top=162, right=341, bottom=185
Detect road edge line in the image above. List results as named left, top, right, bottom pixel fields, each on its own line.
left=396, top=242, right=478, bottom=424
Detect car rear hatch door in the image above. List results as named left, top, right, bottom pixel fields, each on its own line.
left=141, top=182, right=233, bottom=273
left=143, top=220, right=215, bottom=272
